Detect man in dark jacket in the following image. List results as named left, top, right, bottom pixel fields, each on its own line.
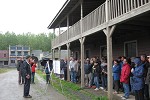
left=17, top=57, right=24, bottom=84
left=23, top=55, right=34, bottom=98
left=140, top=54, right=149, bottom=100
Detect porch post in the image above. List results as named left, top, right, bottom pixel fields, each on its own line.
left=52, top=49, right=54, bottom=60
left=79, top=37, right=85, bottom=88
left=103, top=25, right=116, bottom=100
left=66, top=43, right=70, bottom=81
left=67, top=16, right=69, bottom=40
left=58, top=47, right=61, bottom=60
left=53, top=49, right=55, bottom=60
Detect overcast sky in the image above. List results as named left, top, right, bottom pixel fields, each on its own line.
left=0, top=0, right=66, bottom=34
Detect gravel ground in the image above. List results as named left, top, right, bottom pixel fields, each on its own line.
left=0, top=69, right=67, bottom=100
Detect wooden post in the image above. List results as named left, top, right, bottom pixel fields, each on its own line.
left=79, top=37, right=85, bottom=88
left=66, top=43, right=70, bottom=81
left=58, top=47, right=61, bottom=60
left=103, top=25, right=116, bottom=100
left=79, top=0, right=85, bottom=88
left=67, top=16, right=69, bottom=40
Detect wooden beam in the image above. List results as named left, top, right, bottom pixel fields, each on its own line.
left=109, top=25, right=116, bottom=37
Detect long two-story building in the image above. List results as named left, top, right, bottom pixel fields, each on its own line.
left=48, top=0, right=150, bottom=99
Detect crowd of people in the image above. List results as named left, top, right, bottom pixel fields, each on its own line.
left=60, top=55, right=150, bottom=100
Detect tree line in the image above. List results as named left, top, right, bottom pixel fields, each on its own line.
left=0, top=31, right=55, bottom=52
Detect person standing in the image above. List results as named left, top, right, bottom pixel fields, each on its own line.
left=84, top=58, right=91, bottom=87
left=146, top=55, right=150, bottom=85
left=100, top=57, right=107, bottom=91
left=23, top=55, right=34, bottom=98
left=69, top=58, right=78, bottom=83
left=93, top=61, right=101, bottom=91
left=63, top=58, right=68, bottom=81
left=131, top=58, right=144, bottom=100
left=140, top=54, right=150, bottom=100
left=45, top=62, right=50, bottom=84
left=112, top=60, right=121, bottom=94
left=17, top=57, right=24, bottom=85
left=31, top=63, right=36, bottom=84
left=120, top=58, right=131, bottom=99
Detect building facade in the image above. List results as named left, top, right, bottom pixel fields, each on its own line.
left=48, top=0, right=150, bottom=99
left=9, top=45, right=30, bottom=67
left=0, top=50, right=9, bottom=67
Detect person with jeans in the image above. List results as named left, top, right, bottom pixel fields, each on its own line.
left=69, top=58, right=78, bottom=83
left=84, top=58, right=91, bottom=87
left=31, top=63, right=36, bottom=84
left=93, top=61, right=100, bottom=91
left=100, top=57, right=107, bottom=91
left=120, top=58, right=131, bottom=99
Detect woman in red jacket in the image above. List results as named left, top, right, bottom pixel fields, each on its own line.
left=31, top=63, right=36, bottom=84
left=120, top=58, right=131, bottom=99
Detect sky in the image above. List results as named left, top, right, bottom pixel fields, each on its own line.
left=0, top=0, right=66, bottom=34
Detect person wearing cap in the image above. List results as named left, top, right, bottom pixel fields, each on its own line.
left=23, top=55, right=33, bottom=98
left=131, top=58, right=144, bottom=100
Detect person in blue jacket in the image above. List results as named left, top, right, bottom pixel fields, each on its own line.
left=131, top=58, right=144, bottom=100
left=113, top=59, right=121, bottom=94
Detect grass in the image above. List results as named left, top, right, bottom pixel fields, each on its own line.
left=36, top=69, right=108, bottom=100
left=0, top=68, right=13, bottom=74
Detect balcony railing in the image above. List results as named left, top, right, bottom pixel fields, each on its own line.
left=83, top=3, right=106, bottom=32
left=52, top=0, right=150, bottom=48
left=108, top=0, right=150, bottom=20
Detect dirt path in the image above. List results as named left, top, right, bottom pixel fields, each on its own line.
left=0, top=69, right=67, bottom=100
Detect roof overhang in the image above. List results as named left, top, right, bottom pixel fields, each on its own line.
left=48, top=0, right=105, bottom=29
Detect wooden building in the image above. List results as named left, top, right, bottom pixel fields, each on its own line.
left=48, top=0, right=150, bottom=99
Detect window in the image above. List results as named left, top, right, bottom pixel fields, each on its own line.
left=4, top=61, right=8, bottom=65
left=11, top=51, right=15, bottom=56
left=85, top=50, right=89, bottom=59
left=10, top=46, right=16, bottom=50
left=11, top=60, right=15, bottom=63
left=124, top=41, right=137, bottom=58
left=24, top=51, right=28, bottom=56
left=23, top=46, right=29, bottom=50
left=4, top=54, right=6, bottom=57
left=17, top=47, right=22, bottom=50
left=17, top=51, right=22, bottom=56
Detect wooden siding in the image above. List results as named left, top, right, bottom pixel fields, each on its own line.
left=70, top=32, right=150, bottom=59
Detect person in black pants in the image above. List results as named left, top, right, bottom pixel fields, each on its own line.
left=23, top=55, right=34, bottom=98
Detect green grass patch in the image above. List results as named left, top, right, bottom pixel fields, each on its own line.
left=0, top=68, right=13, bottom=74
left=36, top=69, right=108, bottom=100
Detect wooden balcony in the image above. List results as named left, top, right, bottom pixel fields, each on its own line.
left=52, top=0, right=150, bottom=49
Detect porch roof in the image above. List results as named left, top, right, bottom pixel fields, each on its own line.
left=47, top=0, right=105, bottom=29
